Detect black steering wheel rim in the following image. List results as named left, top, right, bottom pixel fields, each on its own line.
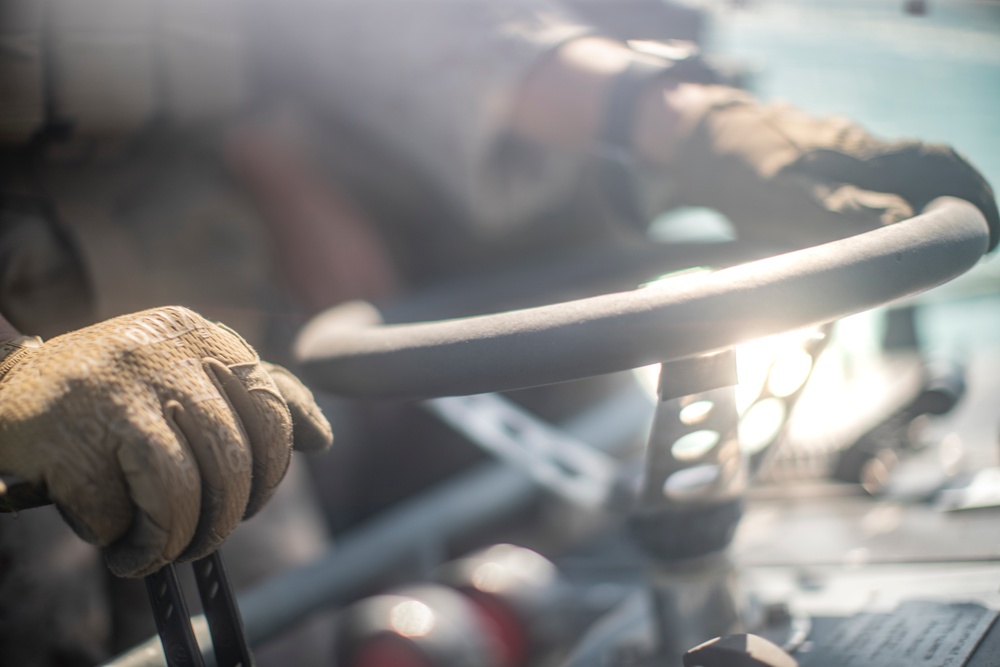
left=295, top=198, right=989, bottom=399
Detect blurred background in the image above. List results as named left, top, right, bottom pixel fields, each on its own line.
left=4, top=1, right=1000, bottom=665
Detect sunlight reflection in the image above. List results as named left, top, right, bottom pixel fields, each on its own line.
left=679, top=400, right=715, bottom=425
left=739, top=398, right=786, bottom=456
left=671, top=429, right=721, bottom=460
left=389, top=600, right=436, bottom=638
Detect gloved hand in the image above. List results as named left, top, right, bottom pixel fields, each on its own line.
left=0, top=306, right=332, bottom=577
left=667, top=85, right=999, bottom=250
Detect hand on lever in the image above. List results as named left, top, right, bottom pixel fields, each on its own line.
left=0, top=306, right=332, bottom=577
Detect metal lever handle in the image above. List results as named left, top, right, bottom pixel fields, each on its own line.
left=0, top=476, right=254, bottom=667
left=193, top=552, right=256, bottom=667
left=146, top=564, right=206, bottom=667
left=147, top=553, right=255, bottom=667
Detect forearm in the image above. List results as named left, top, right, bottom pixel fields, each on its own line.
left=509, top=37, right=705, bottom=168
left=542, top=56, right=1000, bottom=250
left=225, top=124, right=399, bottom=313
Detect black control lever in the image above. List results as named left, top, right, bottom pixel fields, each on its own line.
left=0, top=476, right=254, bottom=667
left=191, top=551, right=256, bottom=667
left=145, top=564, right=206, bottom=667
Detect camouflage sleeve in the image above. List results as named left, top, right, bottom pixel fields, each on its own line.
left=2, top=1, right=607, bottom=251
left=0, top=197, right=93, bottom=339
left=248, top=0, right=594, bottom=238
left=0, top=0, right=248, bottom=152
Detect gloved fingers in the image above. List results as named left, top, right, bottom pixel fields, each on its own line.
left=45, top=459, right=134, bottom=550
left=101, top=415, right=203, bottom=577
left=207, top=359, right=294, bottom=519
left=792, top=142, right=999, bottom=250
left=872, top=144, right=999, bottom=249
left=165, top=376, right=254, bottom=562
left=262, top=361, right=334, bottom=453
left=678, top=89, right=997, bottom=252
left=679, top=165, right=889, bottom=247
left=14, top=408, right=133, bottom=549
left=0, top=307, right=314, bottom=577
left=756, top=172, right=913, bottom=247
left=719, top=170, right=915, bottom=247
left=803, top=178, right=914, bottom=227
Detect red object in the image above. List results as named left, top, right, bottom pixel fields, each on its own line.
left=466, top=592, right=528, bottom=667
left=352, top=638, right=435, bottom=667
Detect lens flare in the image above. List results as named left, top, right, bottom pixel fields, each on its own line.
left=389, top=600, right=436, bottom=638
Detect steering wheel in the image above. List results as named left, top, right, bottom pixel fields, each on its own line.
left=295, top=198, right=990, bottom=400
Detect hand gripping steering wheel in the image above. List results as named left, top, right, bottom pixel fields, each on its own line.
left=295, top=198, right=990, bottom=400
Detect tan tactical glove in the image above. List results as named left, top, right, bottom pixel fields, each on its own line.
left=0, top=306, right=332, bottom=577
left=668, top=85, right=999, bottom=250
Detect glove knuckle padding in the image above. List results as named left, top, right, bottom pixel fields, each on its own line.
left=0, top=305, right=307, bottom=577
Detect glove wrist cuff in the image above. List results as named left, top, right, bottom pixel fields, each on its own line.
left=0, top=335, right=43, bottom=379
left=594, top=55, right=676, bottom=229
left=594, top=42, right=728, bottom=229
